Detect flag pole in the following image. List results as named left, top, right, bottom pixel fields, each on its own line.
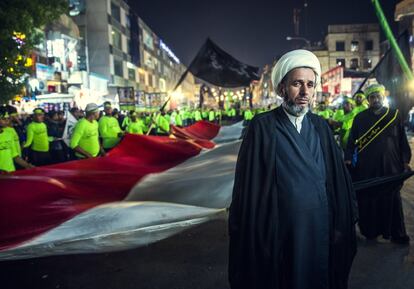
left=146, top=67, right=191, bottom=135
left=352, top=32, right=404, bottom=97
left=372, top=0, right=413, bottom=81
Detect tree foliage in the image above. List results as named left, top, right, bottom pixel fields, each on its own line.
left=0, top=0, right=67, bottom=104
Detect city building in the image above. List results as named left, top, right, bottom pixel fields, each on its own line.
left=310, top=24, right=380, bottom=98
left=70, top=0, right=195, bottom=110
left=395, top=0, right=414, bottom=69
left=15, top=14, right=86, bottom=113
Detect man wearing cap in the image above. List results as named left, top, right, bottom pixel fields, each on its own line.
left=99, top=101, right=124, bottom=151
left=70, top=103, right=104, bottom=159
left=229, top=50, right=357, bottom=289
left=0, top=107, right=34, bottom=173
left=345, top=84, right=411, bottom=244
left=23, top=108, right=51, bottom=166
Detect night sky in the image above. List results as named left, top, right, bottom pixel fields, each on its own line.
left=129, top=0, right=400, bottom=69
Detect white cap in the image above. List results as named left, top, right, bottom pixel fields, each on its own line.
left=85, top=103, right=99, bottom=112
left=271, top=49, right=321, bottom=93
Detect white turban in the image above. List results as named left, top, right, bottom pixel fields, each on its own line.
left=271, top=49, right=321, bottom=93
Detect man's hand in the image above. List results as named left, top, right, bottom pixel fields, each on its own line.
left=344, top=160, right=352, bottom=166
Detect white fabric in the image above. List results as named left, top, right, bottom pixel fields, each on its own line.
left=283, top=108, right=305, bottom=133
left=0, top=124, right=245, bottom=260
left=271, top=49, right=321, bottom=92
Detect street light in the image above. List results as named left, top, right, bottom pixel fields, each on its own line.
left=286, top=36, right=311, bottom=48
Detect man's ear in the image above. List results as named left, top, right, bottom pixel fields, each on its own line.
left=278, top=83, right=285, bottom=96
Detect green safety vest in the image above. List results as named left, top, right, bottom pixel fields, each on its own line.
left=0, top=128, right=18, bottom=172
left=99, top=115, right=122, bottom=149
left=70, top=118, right=100, bottom=158
left=24, top=122, right=49, bottom=152
left=127, top=119, right=145, bottom=135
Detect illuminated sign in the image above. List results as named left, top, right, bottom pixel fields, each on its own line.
left=160, top=40, right=180, bottom=64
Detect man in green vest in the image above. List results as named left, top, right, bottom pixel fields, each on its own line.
left=70, top=103, right=104, bottom=159
left=24, top=108, right=51, bottom=166
left=330, top=98, right=357, bottom=149
left=208, top=109, right=216, bottom=123
left=126, top=111, right=146, bottom=135
left=316, top=101, right=332, bottom=120
left=194, top=109, right=203, bottom=122
left=175, top=110, right=183, bottom=127
left=0, top=107, right=34, bottom=173
left=353, top=91, right=368, bottom=115
left=99, top=101, right=124, bottom=151
left=243, top=108, right=254, bottom=125
left=155, top=111, right=170, bottom=136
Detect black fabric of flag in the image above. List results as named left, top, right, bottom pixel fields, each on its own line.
left=374, top=30, right=414, bottom=121
left=187, top=38, right=260, bottom=88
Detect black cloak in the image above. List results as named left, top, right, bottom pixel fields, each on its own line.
left=228, top=107, right=358, bottom=289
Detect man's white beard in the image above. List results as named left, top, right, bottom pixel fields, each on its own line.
left=282, top=98, right=309, bottom=117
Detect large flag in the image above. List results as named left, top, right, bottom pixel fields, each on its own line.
left=1, top=120, right=412, bottom=260
left=187, top=38, right=260, bottom=88
left=374, top=30, right=414, bottom=121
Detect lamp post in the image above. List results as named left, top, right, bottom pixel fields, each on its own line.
left=286, top=36, right=311, bottom=48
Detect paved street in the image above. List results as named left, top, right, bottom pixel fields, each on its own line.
left=1, top=139, right=414, bottom=289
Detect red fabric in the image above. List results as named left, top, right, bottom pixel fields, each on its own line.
left=0, top=121, right=219, bottom=251
left=171, top=121, right=220, bottom=150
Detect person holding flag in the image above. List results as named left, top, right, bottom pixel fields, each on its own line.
left=70, top=103, right=104, bottom=159
left=155, top=111, right=171, bottom=136
left=23, top=108, right=51, bottom=166
left=0, top=107, right=34, bottom=173
left=99, top=101, right=124, bottom=151
left=345, top=84, right=411, bottom=244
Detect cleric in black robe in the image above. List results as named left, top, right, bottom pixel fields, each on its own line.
left=229, top=50, right=358, bottom=289
left=345, top=84, right=411, bottom=244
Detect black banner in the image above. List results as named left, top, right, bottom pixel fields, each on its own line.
left=374, top=30, right=413, bottom=121
left=188, top=38, right=260, bottom=88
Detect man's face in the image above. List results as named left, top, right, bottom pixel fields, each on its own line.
left=92, top=111, right=100, bottom=120
left=368, top=93, right=384, bottom=110
left=343, top=102, right=352, bottom=113
left=356, top=95, right=363, bottom=105
left=280, top=68, right=316, bottom=116
left=105, top=107, right=113, bottom=115
left=0, top=117, right=8, bottom=128
left=34, top=113, right=44, bottom=122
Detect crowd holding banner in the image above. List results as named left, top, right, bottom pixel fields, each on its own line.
left=0, top=101, right=274, bottom=173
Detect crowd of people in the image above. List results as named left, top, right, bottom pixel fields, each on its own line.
left=0, top=101, right=272, bottom=173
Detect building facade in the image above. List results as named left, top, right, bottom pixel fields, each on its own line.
left=72, top=0, right=195, bottom=110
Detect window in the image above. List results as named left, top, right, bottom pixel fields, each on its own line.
left=111, top=2, right=121, bottom=23
left=351, top=41, right=359, bottom=52
left=112, top=28, right=122, bottom=50
left=336, top=41, right=345, bottom=51
left=127, top=38, right=131, bottom=55
left=363, top=58, right=372, bottom=69
left=336, top=58, right=345, bottom=67
left=350, top=58, right=359, bottom=69
left=365, top=40, right=373, bottom=51
left=139, top=71, right=145, bottom=84
left=114, top=59, right=123, bottom=77
left=128, top=68, right=136, bottom=80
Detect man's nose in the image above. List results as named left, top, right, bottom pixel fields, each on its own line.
left=300, top=84, right=310, bottom=95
